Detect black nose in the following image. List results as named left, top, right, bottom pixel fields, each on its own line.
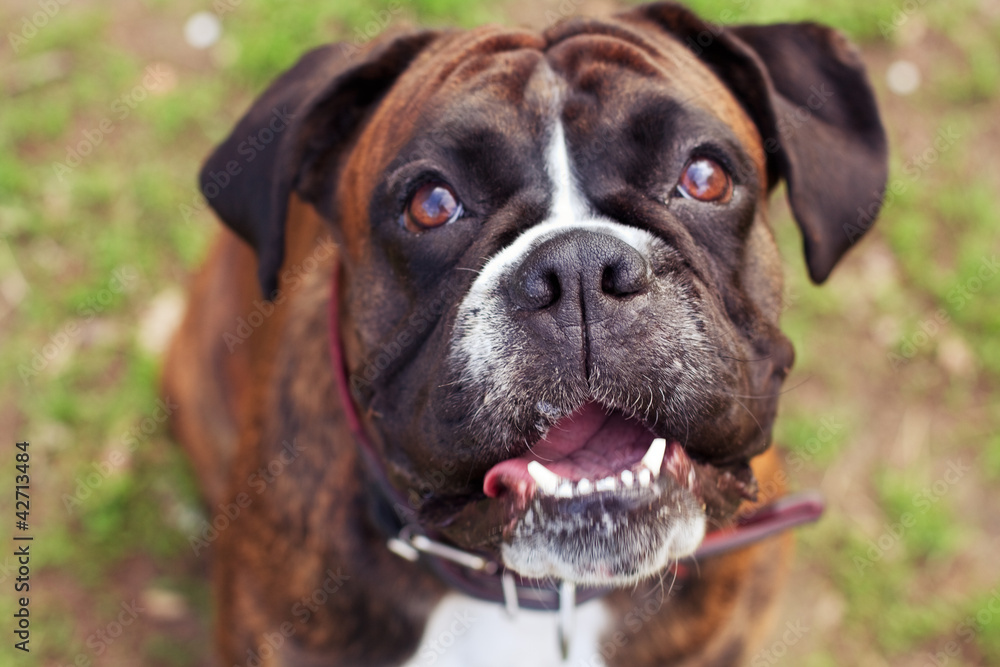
left=508, top=230, right=652, bottom=316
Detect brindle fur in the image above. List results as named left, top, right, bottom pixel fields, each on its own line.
left=164, top=3, right=885, bottom=664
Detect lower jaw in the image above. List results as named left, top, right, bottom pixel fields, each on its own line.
left=409, top=434, right=758, bottom=585
left=416, top=458, right=756, bottom=557
left=499, top=478, right=707, bottom=585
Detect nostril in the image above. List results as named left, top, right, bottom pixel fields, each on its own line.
left=601, top=257, right=649, bottom=298
left=513, top=268, right=562, bottom=310
left=527, top=271, right=560, bottom=307
left=601, top=266, right=618, bottom=295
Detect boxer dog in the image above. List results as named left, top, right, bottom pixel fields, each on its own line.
left=164, top=2, right=886, bottom=665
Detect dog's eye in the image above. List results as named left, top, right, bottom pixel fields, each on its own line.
left=676, top=157, right=733, bottom=203
left=403, top=182, right=463, bottom=232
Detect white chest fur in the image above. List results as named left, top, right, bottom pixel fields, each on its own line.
left=400, top=593, right=610, bottom=667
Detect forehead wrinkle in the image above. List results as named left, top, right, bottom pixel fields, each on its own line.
left=358, top=28, right=547, bottom=176
left=546, top=24, right=765, bottom=182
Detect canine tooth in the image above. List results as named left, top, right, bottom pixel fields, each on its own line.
left=595, top=476, right=616, bottom=492
left=687, top=469, right=696, bottom=491
left=527, top=461, right=561, bottom=495
left=620, top=470, right=634, bottom=487
left=641, top=438, right=666, bottom=478
left=577, top=479, right=593, bottom=495
left=638, top=468, right=652, bottom=487
left=556, top=480, right=574, bottom=498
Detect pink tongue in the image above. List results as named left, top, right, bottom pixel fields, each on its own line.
left=483, top=402, right=655, bottom=497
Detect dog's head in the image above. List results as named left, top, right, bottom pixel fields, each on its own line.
left=200, top=2, right=886, bottom=586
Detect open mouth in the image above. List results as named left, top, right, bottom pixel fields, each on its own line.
left=483, top=401, right=698, bottom=502
left=471, top=401, right=759, bottom=585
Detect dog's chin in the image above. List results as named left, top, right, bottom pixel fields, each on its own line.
left=479, top=401, right=756, bottom=587
left=498, top=475, right=708, bottom=587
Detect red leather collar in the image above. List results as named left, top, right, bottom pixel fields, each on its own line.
left=327, top=262, right=824, bottom=609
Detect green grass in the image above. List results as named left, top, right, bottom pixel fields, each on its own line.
left=3, top=0, right=999, bottom=664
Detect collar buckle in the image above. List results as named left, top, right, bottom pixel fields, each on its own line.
left=387, top=525, right=499, bottom=574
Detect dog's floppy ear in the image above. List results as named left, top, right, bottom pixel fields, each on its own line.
left=621, top=3, right=888, bottom=283
left=199, top=31, right=441, bottom=296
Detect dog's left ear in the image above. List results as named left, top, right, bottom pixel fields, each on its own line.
left=199, top=31, right=442, bottom=296
left=621, top=3, right=889, bottom=283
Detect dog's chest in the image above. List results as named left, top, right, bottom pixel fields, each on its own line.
left=400, top=593, right=611, bottom=667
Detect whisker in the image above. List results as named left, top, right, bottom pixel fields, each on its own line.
left=714, top=375, right=813, bottom=400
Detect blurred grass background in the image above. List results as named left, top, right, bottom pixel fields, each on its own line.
left=1, top=0, right=998, bottom=665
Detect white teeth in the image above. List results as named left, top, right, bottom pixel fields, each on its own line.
left=687, top=469, right=696, bottom=491
left=595, top=476, right=616, bottom=492
left=527, top=461, right=560, bottom=495
left=526, top=456, right=662, bottom=498
left=641, top=438, right=666, bottom=479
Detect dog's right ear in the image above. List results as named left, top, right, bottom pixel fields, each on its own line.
left=199, top=31, right=441, bottom=297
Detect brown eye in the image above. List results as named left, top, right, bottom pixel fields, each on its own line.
left=677, top=157, right=733, bottom=203
left=404, top=182, right=462, bottom=232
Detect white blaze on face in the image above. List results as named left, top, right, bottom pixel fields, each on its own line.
left=449, top=120, right=663, bottom=391
left=445, top=117, right=711, bottom=585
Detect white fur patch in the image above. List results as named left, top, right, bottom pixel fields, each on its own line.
left=400, top=593, right=609, bottom=667
left=450, top=122, right=662, bottom=389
